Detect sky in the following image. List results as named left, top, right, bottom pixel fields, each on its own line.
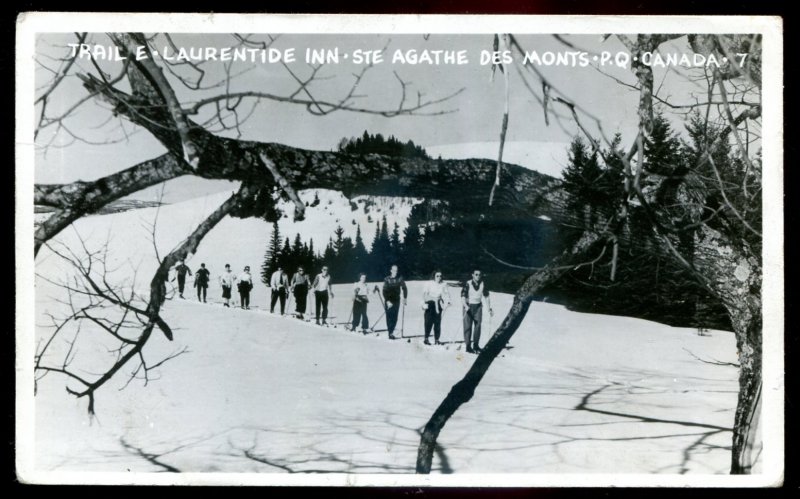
left=34, top=32, right=713, bottom=184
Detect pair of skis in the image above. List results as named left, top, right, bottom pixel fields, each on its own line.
left=282, top=312, right=338, bottom=327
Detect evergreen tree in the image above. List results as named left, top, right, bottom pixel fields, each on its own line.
left=261, top=221, right=281, bottom=284
left=644, top=112, right=681, bottom=176
left=561, top=136, right=604, bottom=229
left=338, top=236, right=356, bottom=282
left=390, top=222, right=401, bottom=272
left=278, top=237, right=292, bottom=275
left=368, top=219, right=382, bottom=278
left=390, top=222, right=400, bottom=248
left=290, top=234, right=304, bottom=273
left=353, top=224, right=369, bottom=276
left=369, top=215, right=393, bottom=278
left=332, top=225, right=345, bottom=254
left=323, top=239, right=337, bottom=276
left=401, top=221, right=422, bottom=278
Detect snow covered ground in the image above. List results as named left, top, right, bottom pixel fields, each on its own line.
left=30, top=189, right=741, bottom=478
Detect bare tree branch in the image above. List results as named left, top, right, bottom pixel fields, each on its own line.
left=34, top=153, right=187, bottom=255
left=110, top=33, right=201, bottom=169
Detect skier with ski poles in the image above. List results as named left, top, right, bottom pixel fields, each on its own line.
left=461, top=269, right=493, bottom=353
left=311, top=266, right=334, bottom=325
left=422, top=270, right=451, bottom=345
left=172, top=260, right=192, bottom=299
left=350, top=273, right=370, bottom=333
left=237, top=266, right=254, bottom=310
left=269, top=266, right=289, bottom=315
left=194, top=263, right=210, bottom=303
left=290, top=266, right=310, bottom=320
left=219, top=263, right=235, bottom=307
left=380, top=264, right=408, bottom=340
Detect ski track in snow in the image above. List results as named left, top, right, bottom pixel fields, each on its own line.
left=32, top=190, right=739, bottom=475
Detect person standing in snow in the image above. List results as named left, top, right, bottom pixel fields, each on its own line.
left=237, top=266, right=254, bottom=310
left=194, top=263, right=210, bottom=303
left=461, top=269, right=493, bottom=353
left=269, top=266, right=289, bottom=315
left=219, top=263, right=235, bottom=307
left=172, top=260, right=192, bottom=299
left=380, top=264, right=408, bottom=339
left=422, top=270, right=451, bottom=345
left=290, top=266, right=310, bottom=320
left=351, top=273, right=370, bottom=332
left=311, top=266, right=334, bottom=325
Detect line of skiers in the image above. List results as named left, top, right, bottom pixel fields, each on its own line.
left=172, top=261, right=253, bottom=308
left=268, top=265, right=335, bottom=322
left=171, top=261, right=493, bottom=353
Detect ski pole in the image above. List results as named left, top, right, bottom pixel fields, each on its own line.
left=372, top=285, right=389, bottom=332
left=455, top=305, right=468, bottom=347
left=372, top=304, right=388, bottom=331
left=286, top=288, right=294, bottom=316
left=436, top=303, right=446, bottom=344
left=345, top=299, right=354, bottom=329
left=400, top=299, right=405, bottom=338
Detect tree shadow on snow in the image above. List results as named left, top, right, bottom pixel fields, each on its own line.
left=221, top=409, right=458, bottom=474
left=96, top=365, right=734, bottom=474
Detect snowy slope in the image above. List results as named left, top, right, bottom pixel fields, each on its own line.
left=35, top=188, right=418, bottom=296
left=33, top=280, right=738, bottom=475
left=31, top=191, right=742, bottom=477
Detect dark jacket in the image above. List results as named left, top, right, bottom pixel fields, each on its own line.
left=175, top=264, right=192, bottom=279
left=195, top=268, right=210, bottom=287
left=382, top=275, right=408, bottom=302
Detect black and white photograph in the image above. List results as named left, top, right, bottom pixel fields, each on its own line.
left=16, top=14, right=784, bottom=486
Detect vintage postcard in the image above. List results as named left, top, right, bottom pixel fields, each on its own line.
left=16, top=13, right=784, bottom=486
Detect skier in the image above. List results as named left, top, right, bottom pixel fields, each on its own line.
left=311, top=266, right=335, bottom=325
left=172, top=260, right=192, bottom=299
left=219, top=263, right=235, bottom=307
left=422, top=270, right=451, bottom=345
left=194, top=263, right=210, bottom=303
left=237, top=266, right=254, bottom=310
left=269, top=266, right=289, bottom=315
left=380, top=264, right=408, bottom=340
left=290, top=266, right=310, bottom=320
left=351, top=273, right=370, bottom=333
left=461, top=269, right=493, bottom=353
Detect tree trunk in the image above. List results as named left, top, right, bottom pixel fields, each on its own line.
left=693, top=225, right=763, bottom=473
left=729, top=304, right=763, bottom=474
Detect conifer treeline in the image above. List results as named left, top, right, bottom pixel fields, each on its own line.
left=542, top=111, right=737, bottom=330
left=337, top=130, right=430, bottom=159
left=261, top=203, right=560, bottom=288
left=261, top=215, right=405, bottom=284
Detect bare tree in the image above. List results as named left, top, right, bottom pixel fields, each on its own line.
left=416, top=33, right=764, bottom=475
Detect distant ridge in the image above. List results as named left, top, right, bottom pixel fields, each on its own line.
left=426, top=141, right=569, bottom=179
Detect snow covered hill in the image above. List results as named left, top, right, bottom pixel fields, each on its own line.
left=35, top=188, right=419, bottom=294
left=30, top=190, right=744, bottom=479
